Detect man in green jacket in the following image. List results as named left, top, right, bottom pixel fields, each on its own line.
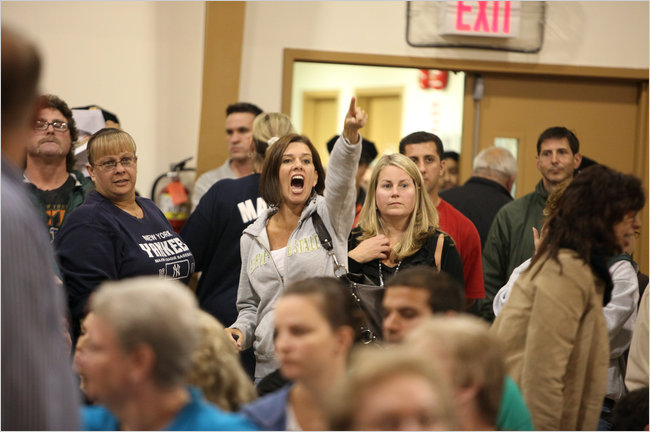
left=478, top=126, right=582, bottom=321
left=24, top=94, right=94, bottom=242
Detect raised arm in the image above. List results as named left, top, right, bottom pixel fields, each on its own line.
left=342, top=97, right=368, bottom=145
left=324, top=97, right=367, bottom=237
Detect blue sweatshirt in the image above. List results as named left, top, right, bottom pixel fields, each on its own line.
left=55, top=191, right=195, bottom=340
left=180, top=174, right=266, bottom=327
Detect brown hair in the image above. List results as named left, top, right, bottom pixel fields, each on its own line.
left=282, top=277, right=364, bottom=337
left=259, top=133, right=325, bottom=206
left=37, top=94, right=79, bottom=171
left=385, top=266, right=464, bottom=313
left=532, top=165, right=645, bottom=272
left=1, top=27, right=41, bottom=134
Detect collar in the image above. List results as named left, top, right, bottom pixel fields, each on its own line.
left=23, top=170, right=84, bottom=188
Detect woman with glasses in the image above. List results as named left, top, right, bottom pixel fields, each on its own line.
left=54, top=128, right=195, bottom=344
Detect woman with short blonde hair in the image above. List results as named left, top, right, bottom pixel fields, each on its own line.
left=55, top=128, right=196, bottom=344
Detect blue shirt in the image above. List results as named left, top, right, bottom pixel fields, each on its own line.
left=82, top=387, right=258, bottom=431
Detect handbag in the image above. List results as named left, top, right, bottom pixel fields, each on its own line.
left=311, top=212, right=384, bottom=344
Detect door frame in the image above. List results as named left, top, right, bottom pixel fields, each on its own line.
left=281, top=48, right=650, bottom=273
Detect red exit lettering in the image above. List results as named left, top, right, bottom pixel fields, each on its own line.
left=456, top=1, right=512, bottom=35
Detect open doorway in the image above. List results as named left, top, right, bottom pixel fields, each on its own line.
left=283, top=49, right=649, bottom=273
left=291, top=61, right=466, bottom=165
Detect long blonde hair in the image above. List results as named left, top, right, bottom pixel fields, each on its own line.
left=357, top=153, right=439, bottom=260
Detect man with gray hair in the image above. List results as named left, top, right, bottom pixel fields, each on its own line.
left=76, top=277, right=256, bottom=430
left=441, top=146, right=517, bottom=250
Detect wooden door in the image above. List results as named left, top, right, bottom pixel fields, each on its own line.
left=462, top=73, right=648, bottom=271
left=356, top=88, right=403, bottom=156
left=302, top=91, right=339, bottom=166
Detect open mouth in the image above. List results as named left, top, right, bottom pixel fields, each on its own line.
left=290, top=175, right=305, bottom=193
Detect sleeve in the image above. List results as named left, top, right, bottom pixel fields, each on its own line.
left=493, top=258, right=532, bottom=317
left=180, top=186, right=221, bottom=272
left=440, top=235, right=465, bottom=288
left=230, top=235, right=260, bottom=350
left=519, top=269, right=588, bottom=431
left=323, top=134, right=362, bottom=240
left=604, top=260, right=639, bottom=358
left=625, top=286, right=649, bottom=391
left=347, top=230, right=363, bottom=273
left=459, top=221, right=485, bottom=299
left=191, top=172, right=212, bottom=211
left=54, top=213, right=119, bottom=336
left=2, top=190, right=81, bottom=430
left=480, top=209, right=511, bottom=320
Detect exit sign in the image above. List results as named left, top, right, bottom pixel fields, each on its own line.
left=440, top=1, right=521, bottom=38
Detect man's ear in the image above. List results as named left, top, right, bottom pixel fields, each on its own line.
left=573, top=152, right=583, bottom=170
left=506, top=174, right=516, bottom=193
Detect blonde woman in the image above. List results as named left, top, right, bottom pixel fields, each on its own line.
left=55, top=128, right=195, bottom=344
left=187, top=310, right=257, bottom=411
left=326, top=347, right=457, bottom=430
left=348, top=153, right=464, bottom=290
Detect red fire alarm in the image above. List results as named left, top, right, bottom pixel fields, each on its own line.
left=419, top=69, right=449, bottom=90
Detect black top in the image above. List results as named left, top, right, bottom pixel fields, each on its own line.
left=180, top=174, right=265, bottom=327
left=348, top=227, right=465, bottom=290
left=440, top=176, right=513, bottom=250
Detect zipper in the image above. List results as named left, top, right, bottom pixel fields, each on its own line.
left=253, top=236, right=285, bottom=288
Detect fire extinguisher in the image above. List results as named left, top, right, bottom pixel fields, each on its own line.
left=152, top=157, right=195, bottom=233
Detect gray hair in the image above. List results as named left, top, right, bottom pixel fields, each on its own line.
left=90, top=277, right=200, bottom=389
left=473, top=147, right=517, bottom=180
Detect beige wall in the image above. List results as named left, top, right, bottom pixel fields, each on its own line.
left=3, top=1, right=647, bottom=191
left=1, top=1, right=205, bottom=197
left=239, top=1, right=649, bottom=112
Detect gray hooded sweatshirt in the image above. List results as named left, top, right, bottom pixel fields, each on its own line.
left=231, top=134, right=361, bottom=378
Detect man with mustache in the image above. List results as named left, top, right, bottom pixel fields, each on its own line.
left=24, top=94, right=94, bottom=241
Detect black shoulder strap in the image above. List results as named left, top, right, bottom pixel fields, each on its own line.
left=311, top=212, right=334, bottom=252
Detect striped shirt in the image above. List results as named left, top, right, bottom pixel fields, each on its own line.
left=1, top=158, right=80, bottom=430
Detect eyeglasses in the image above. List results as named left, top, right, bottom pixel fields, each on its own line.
left=93, top=156, right=137, bottom=171
left=34, top=120, right=69, bottom=132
